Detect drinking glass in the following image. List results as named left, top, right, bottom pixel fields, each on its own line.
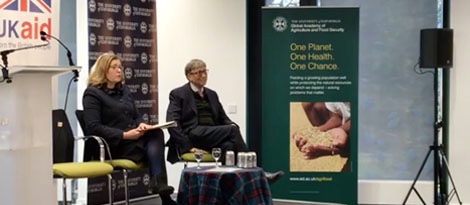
left=194, top=150, right=204, bottom=169
left=212, top=148, right=222, bottom=167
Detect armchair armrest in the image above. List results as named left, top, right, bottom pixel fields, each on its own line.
left=75, top=135, right=112, bottom=163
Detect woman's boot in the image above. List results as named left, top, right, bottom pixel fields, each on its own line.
left=148, top=174, right=174, bottom=196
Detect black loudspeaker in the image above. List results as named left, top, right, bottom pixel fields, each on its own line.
left=420, top=28, right=453, bottom=68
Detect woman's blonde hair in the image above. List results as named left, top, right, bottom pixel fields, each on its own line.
left=87, top=52, right=122, bottom=87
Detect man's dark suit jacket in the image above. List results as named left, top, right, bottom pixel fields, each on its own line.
left=166, top=83, right=235, bottom=163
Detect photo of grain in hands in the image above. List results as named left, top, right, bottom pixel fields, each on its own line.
left=290, top=102, right=349, bottom=172
left=296, top=127, right=334, bottom=153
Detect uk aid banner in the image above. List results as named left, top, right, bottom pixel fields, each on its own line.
left=0, top=0, right=59, bottom=66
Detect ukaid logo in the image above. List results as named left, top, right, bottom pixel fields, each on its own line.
left=0, top=0, right=58, bottom=66
left=0, top=0, right=53, bottom=40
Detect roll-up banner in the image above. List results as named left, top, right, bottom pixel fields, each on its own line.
left=87, top=0, right=157, bottom=203
left=262, top=7, right=359, bottom=204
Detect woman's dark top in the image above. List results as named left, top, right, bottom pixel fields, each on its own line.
left=82, top=85, right=147, bottom=162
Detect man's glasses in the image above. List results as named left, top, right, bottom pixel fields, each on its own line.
left=190, top=69, right=209, bottom=76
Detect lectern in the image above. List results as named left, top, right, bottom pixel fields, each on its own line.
left=0, top=66, right=79, bottom=205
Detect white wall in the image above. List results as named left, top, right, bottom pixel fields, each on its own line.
left=449, top=0, right=470, bottom=203
left=156, top=0, right=247, bottom=190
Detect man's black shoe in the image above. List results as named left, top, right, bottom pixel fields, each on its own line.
left=265, top=171, right=284, bottom=184
left=160, top=194, right=177, bottom=205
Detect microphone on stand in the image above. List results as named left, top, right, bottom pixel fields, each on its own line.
left=0, top=39, right=50, bottom=84
left=40, top=31, right=78, bottom=81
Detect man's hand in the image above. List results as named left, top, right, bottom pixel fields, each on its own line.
left=190, top=147, right=208, bottom=154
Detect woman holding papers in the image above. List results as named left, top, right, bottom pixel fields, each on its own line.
left=82, top=53, right=175, bottom=204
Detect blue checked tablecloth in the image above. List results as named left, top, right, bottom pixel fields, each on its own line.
left=177, top=166, right=273, bottom=205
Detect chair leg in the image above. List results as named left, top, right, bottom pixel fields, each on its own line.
left=108, top=174, right=114, bottom=205
left=62, top=178, right=67, bottom=205
left=123, top=169, right=129, bottom=205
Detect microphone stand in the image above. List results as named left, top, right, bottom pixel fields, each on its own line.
left=1, top=52, right=12, bottom=83
left=0, top=41, right=50, bottom=84
left=40, top=31, right=78, bottom=81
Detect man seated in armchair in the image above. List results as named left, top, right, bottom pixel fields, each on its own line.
left=166, top=58, right=283, bottom=184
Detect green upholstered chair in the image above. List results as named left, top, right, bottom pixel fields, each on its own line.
left=52, top=109, right=114, bottom=204
left=106, top=159, right=145, bottom=204
left=76, top=110, right=145, bottom=205
left=168, top=140, right=215, bottom=168
left=179, top=152, right=215, bottom=168
left=52, top=135, right=114, bottom=205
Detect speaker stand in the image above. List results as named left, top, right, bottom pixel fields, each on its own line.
left=402, top=68, right=462, bottom=205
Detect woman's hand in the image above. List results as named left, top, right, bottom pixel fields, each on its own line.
left=123, top=128, right=144, bottom=140
left=136, top=123, right=153, bottom=131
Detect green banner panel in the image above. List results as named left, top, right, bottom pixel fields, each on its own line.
left=261, top=7, right=358, bottom=204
